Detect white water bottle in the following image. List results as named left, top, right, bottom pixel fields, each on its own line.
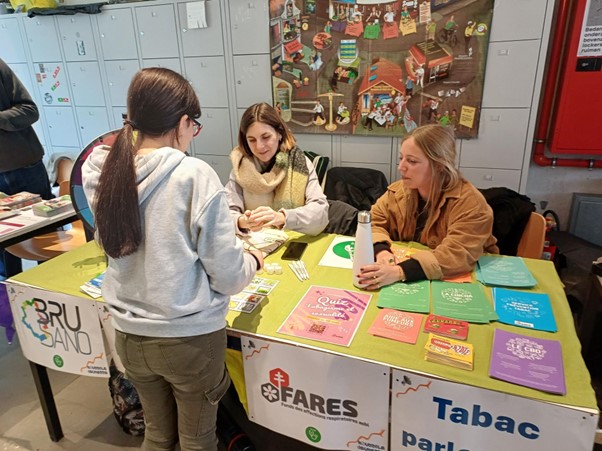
left=352, top=211, right=375, bottom=288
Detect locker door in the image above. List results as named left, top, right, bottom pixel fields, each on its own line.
left=229, top=0, right=269, bottom=55
left=135, top=4, right=179, bottom=59
left=57, top=15, right=98, bottom=61
left=233, top=55, right=272, bottom=107
left=67, top=62, right=105, bottom=106
left=34, top=62, right=72, bottom=106
left=97, top=9, right=138, bottom=60
left=0, top=17, right=27, bottom=63
left=76, top=107, right=111, bottom=146
left=184, top=56, right=228, bottom=108
left=178, top=0, right=224, bottom=57
left=44, top=107, right=80, bottom=147
left=22, top=16, right=62, bottom=62
left=105, top=60, right=140, bottom=106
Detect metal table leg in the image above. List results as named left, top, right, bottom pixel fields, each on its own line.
left=29, top=361, right=64, bottom=442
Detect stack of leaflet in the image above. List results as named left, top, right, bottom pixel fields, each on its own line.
left=80, top=272, right=104, bottom=298
left=424, top=333, right=474, bottom=370
left=376, top=280, right=430, bottom=313
left=489, top=329, right=565, bottom=394
left=430, top=281, right=497, bottom=323
left=493, top=287, right=557, bottom=332
left=476, top=255, right=537, bottom=288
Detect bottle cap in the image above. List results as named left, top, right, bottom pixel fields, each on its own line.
left=358, top=211, right=371, bottom=224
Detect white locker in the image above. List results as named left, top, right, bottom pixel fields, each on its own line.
left=111, top=106, right=127, bottom=129
left=184, top=56, right=229, bottom=108
left=44, top=106, right=79, bottom=147
left=178, top=1, right=224, bottom=57
left=97, top=9, right=138, bottom=60
left=481, top=40, right=541, bottom=108
left=490, top=0, right=548, bottom=42
left=229, top=0, right=270, bottom=55
left=67, top=62, right=105, bottom=106
left=338, top=135, right=393, bottom=164
left=460, top=168, right=521, bottom=192
left=34, top=62, right=72, bottom=107
left=233, top=54, right=271, bottom=108
left=142, top=58, right=182, bottom=74
left=76, top=107, right=111, bottom=147
left=295, top=133, right=333, bottom=161
left=22, top=16, right=62, bottom=62
left=195, top=154, right=231, bottom=185
left=135, top=4, right=179, bottom=59
left=9, top=63, right=36, bottom=102
left=193, top=108, right=233, bottom=157
left=0, top=17, right=27, bottom=63
left=57, top=15, right=98, bottom=61
left=460, top=108, right=530, bottom=170
left=105, top=59, right=140, bottom=106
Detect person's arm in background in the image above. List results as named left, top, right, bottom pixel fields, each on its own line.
left=0, top=59, right=39, bottom=131
left=280, top=156, right=328, bottom=235
left=224, top=169, right=251, bottom=234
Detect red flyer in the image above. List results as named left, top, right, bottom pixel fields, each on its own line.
left=423, top=314, right=469, bottom=341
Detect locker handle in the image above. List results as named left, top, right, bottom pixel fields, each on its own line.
left=182, top=28, right=187, bottom=33
left=489, top=115, right=500, bottom=122
left=201, top=62, right=207, bottom=68
left=111, top=15, right=116, bottom=20
left=152, top=12, right=157, bottom=17
left=484, top=175, right=494, bottom=181
left=140, top=31, right=145, bottom=36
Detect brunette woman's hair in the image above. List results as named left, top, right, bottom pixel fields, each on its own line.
left=94, top=67, right=201, bottom=258
left=237, top=102, right=296, bottom=156
left=400, top=124, right=463, bottom=241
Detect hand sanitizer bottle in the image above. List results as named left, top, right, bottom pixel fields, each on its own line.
left=352, top=211, right=375, bottom=288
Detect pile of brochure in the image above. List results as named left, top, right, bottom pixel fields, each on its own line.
left=32, top=195, right=73, bottom=217
left=424, top=333, right=474, bottom=370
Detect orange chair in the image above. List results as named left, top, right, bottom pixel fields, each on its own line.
left=6, top=180, right=87, bottom=262
left=516, top=212, right=546, bottom=259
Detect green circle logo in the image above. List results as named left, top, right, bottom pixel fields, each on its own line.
left=53, top=355, right=64, bottom=367
left=332, top=240, right=354, bottom=259
left=305, top=426, right=321, bottom=443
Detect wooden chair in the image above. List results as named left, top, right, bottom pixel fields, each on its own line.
left=6, top=180, right=87, bottom=262
left=516, top=212, right=546, bottom=259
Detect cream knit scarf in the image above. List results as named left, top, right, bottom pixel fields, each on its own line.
left=230, top=146, right=308, bottom=211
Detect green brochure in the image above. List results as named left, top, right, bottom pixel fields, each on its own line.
left=431, top=281, right=497, bottom=323
left=476, top=255, right=537, bottom=288
left=377, top=280, right=430, bottom=313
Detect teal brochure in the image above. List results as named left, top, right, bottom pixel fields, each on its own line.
left=377, top=280, right=430, bottom=313
left=431, top=281, right=496, bottom=323
left=476, top=255, right=537, bottom=288
left=493, top=287, right=557, bottom=332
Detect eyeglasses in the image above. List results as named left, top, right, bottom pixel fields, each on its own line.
left=190, top=116, right=203, bottom=137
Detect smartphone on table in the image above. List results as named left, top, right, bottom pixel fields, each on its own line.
left=281, top=241, right=308, bottom=260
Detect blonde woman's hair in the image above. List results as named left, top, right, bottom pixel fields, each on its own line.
left=400, top=124, right=463, bottom=242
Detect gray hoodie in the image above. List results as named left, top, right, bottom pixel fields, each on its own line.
left=82, top=145, right=257, bottom=337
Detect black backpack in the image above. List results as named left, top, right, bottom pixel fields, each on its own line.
left=108, top=359, right=145, bottom=436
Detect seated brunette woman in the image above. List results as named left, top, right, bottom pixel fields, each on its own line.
left=226, top=102, right=328, bottom=235
left=357, top=124, right=498, bottom=290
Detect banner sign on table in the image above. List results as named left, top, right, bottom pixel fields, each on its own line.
left=243, top=337, right=389, bottom=450
left=6, top=283, right=109, bottom=377
left=390, top=369, right=598, bottom=451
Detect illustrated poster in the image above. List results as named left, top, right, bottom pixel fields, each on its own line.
left=269, top=0, right=494, bottom=138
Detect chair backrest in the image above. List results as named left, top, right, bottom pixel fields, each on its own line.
left=516, top=212, right=546, bottom=259
left=56, top=158, right=74, bottom=186
left=304, top=150, right=330, bottom=189
left=324, top=166, right=388, bottom=211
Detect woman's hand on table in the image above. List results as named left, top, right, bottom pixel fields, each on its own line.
left=357, top=262, right=404, bottom=291
left=376, top=250, right=396, bottom=265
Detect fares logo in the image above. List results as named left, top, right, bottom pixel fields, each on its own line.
left=260, top=367, right=358, bottom=418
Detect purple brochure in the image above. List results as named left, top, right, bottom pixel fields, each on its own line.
left=489, top=329, right=566, bottom=395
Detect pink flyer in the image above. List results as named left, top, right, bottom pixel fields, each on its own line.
left=277, top=285, right=372, bottom=347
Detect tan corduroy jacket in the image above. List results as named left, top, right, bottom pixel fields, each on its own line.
left=371, top=180, right=499, bottom=280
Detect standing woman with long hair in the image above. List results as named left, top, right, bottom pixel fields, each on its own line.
left=226, top=102, right=328, bottom=236
left=357, top=124, right=498, bottom=289
left=82, top=67, right=262, bottom=451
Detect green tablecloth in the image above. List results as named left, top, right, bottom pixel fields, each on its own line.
left=10, top=235, right=598, bottom=411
